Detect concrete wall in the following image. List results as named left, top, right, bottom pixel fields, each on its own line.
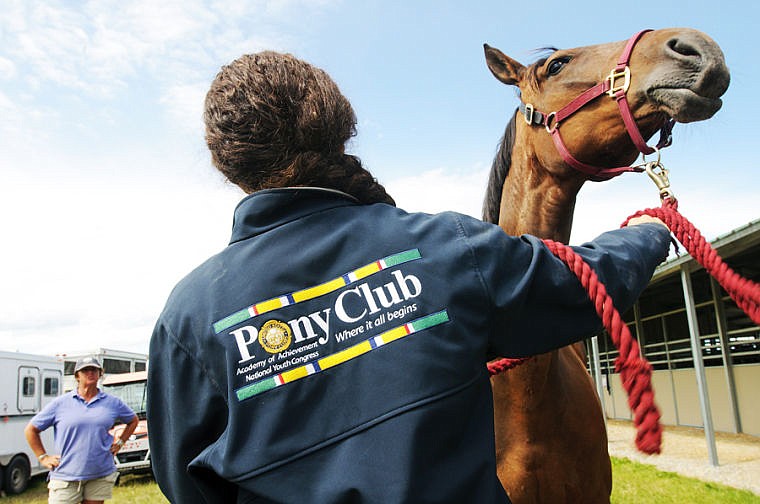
left=734, top=365, right=760, bottom=437
left=605, top=363, right=760, bottom=437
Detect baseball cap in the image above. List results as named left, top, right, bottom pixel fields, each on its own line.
left=74, top=356, right=103, bottom=373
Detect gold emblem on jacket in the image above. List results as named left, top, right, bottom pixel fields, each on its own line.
left=258, top=320, right=292, bottom=353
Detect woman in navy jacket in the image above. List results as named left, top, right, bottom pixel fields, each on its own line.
left=147, top=51, right=670, bottom=503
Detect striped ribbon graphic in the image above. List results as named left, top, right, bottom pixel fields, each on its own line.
left=213, top=249, right=422, bottom=334
left=235, top=310, right=449, bottom=401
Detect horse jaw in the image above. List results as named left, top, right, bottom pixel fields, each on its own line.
left=648, top=88, right=723, bottom=123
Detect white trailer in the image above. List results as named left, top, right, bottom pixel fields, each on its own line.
left=0, top=351, right=63, bottom=495
left=60, top=348, right=147, bottom=392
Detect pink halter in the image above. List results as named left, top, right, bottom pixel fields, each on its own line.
left=520, top=30, right=675, bottom=181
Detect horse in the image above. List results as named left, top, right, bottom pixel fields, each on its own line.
left=482, top=28, right=730, bottom=503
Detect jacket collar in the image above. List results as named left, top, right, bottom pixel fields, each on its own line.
left=229, top=187, right=360, bottom=244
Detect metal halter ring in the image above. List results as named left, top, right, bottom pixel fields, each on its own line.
left=642, top=146, right=661, bottom=165
left=544, top=112, right=558, bottom=133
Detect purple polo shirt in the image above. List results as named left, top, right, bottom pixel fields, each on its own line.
left=31, top=389, right=136, bottom=481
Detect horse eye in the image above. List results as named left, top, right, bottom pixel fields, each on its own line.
left=547, top=57, right=570, bottom=76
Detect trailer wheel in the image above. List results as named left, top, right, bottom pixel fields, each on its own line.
left=3, top=456, right=31, bottom=495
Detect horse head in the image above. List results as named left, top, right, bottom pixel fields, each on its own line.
left=484, top=28, right=730, bottom=181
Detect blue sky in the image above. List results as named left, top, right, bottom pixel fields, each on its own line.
left=1, top=0, right=757, bottom=355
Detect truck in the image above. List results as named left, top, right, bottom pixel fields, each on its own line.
left=101, top=371, right=151, bottom=476
left=0, top=351, right=63, bottom=495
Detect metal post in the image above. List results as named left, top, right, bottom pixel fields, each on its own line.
left=680, top=265, right=719, bottom=466
left=710, top=277, right=742, bottom=433
left=590, top=335, right=607, bottom=427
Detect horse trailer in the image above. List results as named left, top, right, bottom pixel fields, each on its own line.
left=0, top=351, right=63, bottom=495
left=60, top=348, right=147, bottom=392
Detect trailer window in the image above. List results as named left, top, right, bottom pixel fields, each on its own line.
left=64, top=361, right=76, bottom=375
left=44, top=377, right=60, bottom=396
left=22, top=376, right=35, bottom=396
left=134, top=361, right=146, bottom=372
left=103, top=380, right=147, bottom=416
left=103, top=358, right=131, bottom=374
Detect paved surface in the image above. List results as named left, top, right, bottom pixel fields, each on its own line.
left=607, top=419, right=760, bottom=496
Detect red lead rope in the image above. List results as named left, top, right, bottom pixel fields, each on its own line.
left=487, top=235, right=662, bottom=454
left=624, top=198, right=760, bottom=325
left=540, top=238, right=663, bottom=454
left=488, top=197, right=760, bottom=455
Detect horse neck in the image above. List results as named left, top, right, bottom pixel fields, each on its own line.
left=490, top=128, right=590, bottom=440
left=496, top=130, right=583, bottom=243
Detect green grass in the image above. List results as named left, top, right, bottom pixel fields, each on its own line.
left=3, top=473, right=168, bottom=504
left=611, top=457, right=760, bottom=504
left=5, top=459, right=759, bottom=503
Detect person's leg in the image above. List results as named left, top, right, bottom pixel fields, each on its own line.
left=47, top=479, right=83, bottom=504
left=82, top=472, right=119, bottom=503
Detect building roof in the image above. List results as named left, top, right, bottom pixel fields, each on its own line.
left=651, top=218, right=760, bottom=283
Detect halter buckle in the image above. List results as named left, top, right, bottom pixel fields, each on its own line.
left=607, top=66, right=631, bottom=97
left=524, top=103, right=535, bottom=125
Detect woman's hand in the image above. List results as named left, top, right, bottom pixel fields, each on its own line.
left=40, top=454, right=61, bottom=470
left=110, top=438, right=125, bottom=455
left=626, top=215, right=668, bottom=229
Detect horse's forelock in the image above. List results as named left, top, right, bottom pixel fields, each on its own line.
left=525, top=47, right=558, bottom=89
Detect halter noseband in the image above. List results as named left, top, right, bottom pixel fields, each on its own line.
left=520, top=30, right=675, bottom=181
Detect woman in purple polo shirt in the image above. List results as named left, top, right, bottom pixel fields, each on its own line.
left=24, top=357, right=138, bottom=504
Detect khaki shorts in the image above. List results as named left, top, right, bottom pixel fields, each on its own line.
left=48, top=471, right=119, bottom=503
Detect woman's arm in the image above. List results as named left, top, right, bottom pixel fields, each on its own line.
left=111, top=415, right=139, bottom=454
left=24, top=423, right=60, bottom=470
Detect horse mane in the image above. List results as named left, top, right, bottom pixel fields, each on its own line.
left=482, top=110, right=517, bottom=224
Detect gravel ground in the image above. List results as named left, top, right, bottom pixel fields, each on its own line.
left=607, top=419, right=760, bottom=496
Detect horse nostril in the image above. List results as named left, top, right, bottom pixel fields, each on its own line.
left=666, top=37, right=702, bottom=60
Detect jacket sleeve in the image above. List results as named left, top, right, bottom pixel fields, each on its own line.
left=147, top=320, right=238, bottom=503
left=457, top=218, right=671, bottom=358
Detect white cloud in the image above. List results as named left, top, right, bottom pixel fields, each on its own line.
left=160, top=82, right=208, bottom=135
left=1, top=0, right=329, bottom=99
left=0, top=56, right=17, bottom=79
left=386, top=166, right=490, bottom=218
left=572, top=172, right=759, bottom=245
left=0, top=154, right=244, bottom=355
left=0, top=91, right=14, bottom=110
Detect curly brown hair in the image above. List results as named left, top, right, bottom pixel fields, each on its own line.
left=204, top=51, right=395, bottom=205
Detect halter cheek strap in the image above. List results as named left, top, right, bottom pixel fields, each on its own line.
left=520, top=30, right=676, bottom=181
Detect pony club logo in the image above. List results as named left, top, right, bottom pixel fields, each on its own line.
left=213, top=249, right=425, bottom=365
left=214, top=248, right=454, bottom=402
left=258, top=320, right=292, bottom=354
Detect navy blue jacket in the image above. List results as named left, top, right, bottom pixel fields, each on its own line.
left=147, top=187, right=670, bottom=503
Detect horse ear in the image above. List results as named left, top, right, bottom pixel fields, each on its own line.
left=484, top=44, right=525, bottom=86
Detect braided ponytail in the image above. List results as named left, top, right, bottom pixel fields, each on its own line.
left=204, top=51, right=394, bottom=206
